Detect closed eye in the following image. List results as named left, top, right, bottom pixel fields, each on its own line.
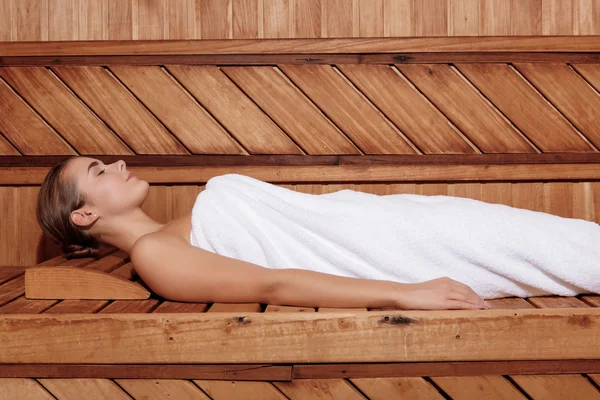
left=98, top=169, right=106, bottom=176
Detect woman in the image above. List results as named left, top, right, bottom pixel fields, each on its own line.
left=36, top=156, right=600, bottom=310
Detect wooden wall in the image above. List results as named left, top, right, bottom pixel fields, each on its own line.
left=0, top=0, right=599, bottom=41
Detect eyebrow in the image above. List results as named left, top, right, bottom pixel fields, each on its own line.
left=87, top=161, right=99, bottom=177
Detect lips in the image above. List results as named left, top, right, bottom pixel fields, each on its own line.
left=127, top=172, right=133, bottom=181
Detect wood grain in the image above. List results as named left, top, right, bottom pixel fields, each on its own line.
left=167, top=65, right=302, bottom=154
left=0, top=67, right=132, bottom=155
left=514, top=63, right=600, bottom=149
left=511, top=0, right=542, bottom=35
left=279, top=64, right=417, bottom=154
left=0, top=77, right=75, bottom=155
left=109, top=65, right=244, bottom=154
left=455, top=63, right=593, bottom=152
left=338, top=64, right=475, bottom=154
left=52, top=66, right=188, bottom=155
left=222, top=66, right=360, bottom=154
left=397, top=64, right=537, bottom=153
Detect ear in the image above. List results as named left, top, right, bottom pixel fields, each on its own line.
left=71, top=208, right=98, bottom=227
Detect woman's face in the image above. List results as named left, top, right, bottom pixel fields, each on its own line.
left=64, top=157, right=149, bottom=226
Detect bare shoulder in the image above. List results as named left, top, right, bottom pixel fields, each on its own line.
left=131, top=231, right=184, bottom=261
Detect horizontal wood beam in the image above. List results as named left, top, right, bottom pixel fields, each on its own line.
left=1, top=37, right=599, bottom=57
left=0, top=360, right=599, bottom=380
left=3, top=162, right=600, bottom=185
left=2, top=52, right=599, bottom=66
left=1, top=309, right=599, bottom=364
left=4, top=154, right=600, bottom=167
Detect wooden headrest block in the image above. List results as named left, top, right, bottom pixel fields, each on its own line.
left=25, top=266, right=151, bottom=300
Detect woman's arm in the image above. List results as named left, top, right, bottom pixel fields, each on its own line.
left=130, top=232, right=487, bottom=310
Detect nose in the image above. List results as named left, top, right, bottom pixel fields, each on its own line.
left=116, top=160, right=126, bottom=171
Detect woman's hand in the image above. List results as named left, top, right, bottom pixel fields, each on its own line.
left=396, top=277, right=491, bottom=310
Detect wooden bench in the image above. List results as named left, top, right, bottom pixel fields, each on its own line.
left=1, top=36, right=600, bottom=399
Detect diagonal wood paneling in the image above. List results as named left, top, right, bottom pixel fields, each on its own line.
left=432, top=375, right=527, bottom=399
left=37, top=379, right=131, bottom=400
left=455, top=63, right=595, bottom=152
left=0, top=133, right=20, bottom=155
left=51, top=66, right=189, bottom=155
left=397, top=64, right=538, bottom=153
left=338, top=64, right=476, bottom=154
left=0, top=77, right=75, bottom=155
left=166, top=65, right=303, bottom=154
left=279, top=64, right=418, bottom=154
left=0, top=67, right=132, bottom=155
left=514, top=63, right=600, bottom=150
left=572, top=64, right=600, bottom=93
left=221, top=66, right=360, bottom=154
left=109, top=65, right=245, bottom=154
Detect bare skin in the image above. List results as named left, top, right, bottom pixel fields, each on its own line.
left=64, top=156, right=491, bottom=310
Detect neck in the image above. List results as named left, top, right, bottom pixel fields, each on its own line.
left=95, top=208, right=165, bottom=254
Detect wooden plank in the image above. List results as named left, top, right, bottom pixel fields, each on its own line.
left=4, top=163, right=600, bottom=185
left=116, top=379, right=211, bottom=399
left=191, top=298, right=286, bottom=397
left=51, top=65, right=188, bottom=155
left=543, top=182, right=574, bottom=219
left=415, top=0, right=448, bottom=36
left=359, top=0, right=384, bottom=37
left=384, top=0, right=414, bottom=36
left=266, top=299, right=364, bottom=399
left=338, top=64, right=475, bottom=154
left=4, top=37, right=600, bottom=56
left=137, top=0, right=167, bottom=40
left=0, top=268, right=26, bottom=286
left=109, top=65, right=244, bottom=154
left=511, top=0, right=542, bottom=35
left=0, top=67, right=132, bottom=155
left=263, top=0, right=290, bottom=38
left=323, top=0, right=354, bottom=38
left=294, top=359, right=600, bottom=379
left=0, top=133, right=18, bottom=155
left=199, top=0, right=231, bottom=39
left=433, top=376, right=527, bottom=400
left=1, top=360, right=599, bottom=380
left=396, top=63, right=529, bottom=153
left=48, top=0, right=78, bottom=41
left=279, top=64, right=417, bottom=154
left=0, top=0, right=12, bottom=41
left=166, top=65, right=301, bottom=154
left=448, top=0, right=479, bottom=36
left=107, top=0, right=133, bottom=39
left=0, top=378, right=54, bottom=400
left=542, top=0, right=573, bottom=35
left=0, top=77, right=75, bottom=155
left=572, top=64, right=600, bottom=93
left=514, top=63, right=600, bottom=149
left=233, top=0, right=259, bottom=38
left=17, top=187, right=44, bottom=265
left=350, top=377, right=445, bottom=399
left=574, top=0, right=600, bottom=35
left=141, top=186, right=173, bottom=224
left=0, top=188, right=20, bottom=267
left=2, top=308, right=600, bottom=363
left=480, top=0, right=511, bottom=35
left=294, top=0, right=321, bottom=38
left=4, top=153, right=600, bottom=168
left=172, top=185, right=202, bottom=219
left=15, top=0, right=46, bottom=41
left=78, top=0, right=108, bottom=40
left=0, top=249, right=122, bottom=314
left=455, top=63, right=593, bottom=152
left=6, top=53, right=600, bottom=67
left=221, top=66, right=359, bottom=154
left=512, top=375, right=600, bottom=399
left=37, top=379, right=131, bottom=400
left=167, top=0, right=196, bottom=39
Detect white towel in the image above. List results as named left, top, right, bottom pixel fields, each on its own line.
left=190, top=173, right=600, bottom=299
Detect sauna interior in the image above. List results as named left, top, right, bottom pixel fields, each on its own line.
left=1, top=1, right=600, bottom=399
